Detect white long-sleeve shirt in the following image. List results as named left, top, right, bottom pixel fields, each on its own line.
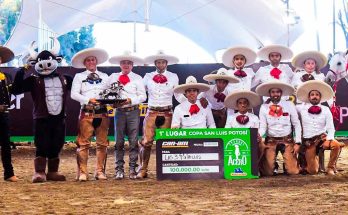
left=291, top=70, right=325, bottom=89
left=106, top=71, right=146, bottom=107
left=201, top=85, right=234, bottom=110
left=252, top=64, right=294, bottom=88
left=71, top=70, right=109, bottom=105
left=227, top=68, right=255, bottom=91
left=225, top=112, right=259, bottom=128
left=296, top=103, right=335, bottom=140
left=259, top=100, right=302, bottom=143
left=171, top=100, right=216, bottom=128
left=143, top=70, right=180, bottom=107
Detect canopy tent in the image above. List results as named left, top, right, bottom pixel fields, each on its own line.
left=5, top=0, right=304, bottom=59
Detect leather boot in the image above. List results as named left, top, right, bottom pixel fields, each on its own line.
left=46, top=158, right=66, bottom=181
left=95, top=146, right=107, bottom=180
left=136, top=147, right=151, bottom=179
left=32, top=157, right=47, bottom=183
left=76, top=146, right=89, bottom=181
left=327, top=145, right=340, bottom=176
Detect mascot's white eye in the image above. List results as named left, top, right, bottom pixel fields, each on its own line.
left=38, top=58, right=41, bottom=61
left=49, top=56, right=53, bottom=60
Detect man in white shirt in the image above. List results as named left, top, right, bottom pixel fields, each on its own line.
left=201, top=68, right=239, bottom=127
left=172, top=76, right=216, bottom=129
left=256, top=81, right=301, bottom=176
left=108, top=51, right=146, bottom=180
left=137, top=51, right=179, bottom=179
left=71, top=48, right=110, bottom=181
left=224, top=90, right=261, bottom=129
left=253, top=45, right=294, bottom=87
left=291, top=51, right=326, bottom=89
left=296, top=80, right=344, bottom=175
left=222, top=46, right=257, bottom=91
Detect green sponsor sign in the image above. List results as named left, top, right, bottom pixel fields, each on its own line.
left=156, top=128, right=259, bottom=180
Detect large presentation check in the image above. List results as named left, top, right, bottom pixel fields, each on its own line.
left=156, top=128, right=259, bottom=180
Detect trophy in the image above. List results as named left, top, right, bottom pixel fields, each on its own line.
left=97, top=81, right=127, bottom=105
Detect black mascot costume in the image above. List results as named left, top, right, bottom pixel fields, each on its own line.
left=12, top=38, right=72, bottom=183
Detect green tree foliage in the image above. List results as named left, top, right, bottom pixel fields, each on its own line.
left=58, top=25, right=96, bottom=64
left=0, top=0, right=21, bottom=45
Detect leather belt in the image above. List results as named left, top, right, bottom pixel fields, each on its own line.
left=266, top=134, right=293, bottom=141
left=82, top=104, right=107, bottom=114
left=149, top=105, right=172, bottom=112
left=118, top=105, right=139, bottom=112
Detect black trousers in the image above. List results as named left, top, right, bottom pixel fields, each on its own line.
left=34, top=115, right=65, bottom=159
left=0, top=113, right=15, bottom=179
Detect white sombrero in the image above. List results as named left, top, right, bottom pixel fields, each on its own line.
left=292, top=51, right=327, bottom=70
left=296, top=80, right=334, bottom=103
left=224, top=90, right=261, bottom=109
left=257, top=44, right=293, bottom=61
left=109, top=51, right=144, bottom=66
left=144, top=50, right=179, bottom=65
left=174, top=76, right=210, bottom=94
left=222, top=46, right=257, bottom=67
left=255, top=80, right=295, bottom=96
left=0, top=46, right=14, bottom=64
left=203, top=68, right=240, bottom=84
left=71, top=48, right=109, bottom=68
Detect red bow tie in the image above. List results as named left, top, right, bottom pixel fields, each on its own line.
left=153, top=74, right=168, bottom=84
left=269, top=104, right=283, bottom=117
left=308, top=105, right=322, bottom=114
left=270, top=68, right=282, bottom=79
left=236, top=115, right=249, bottom=125
left=234, top=70, right=247, bottom=78
left=118, top=74, right=130, bottom=85
left=214, top=92, right=226, bottom=102
left=301, top=73, right=315, bottom=82
left=189, top=104, right=200, bottom=115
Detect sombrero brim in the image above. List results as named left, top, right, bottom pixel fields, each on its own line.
left=292, top=51, right=327, bottom=70
left=222, top=46, right=257, bottom=67
left=0, top=46, right=14, bottom=64
left=174, top=83, right=210, bottom=94
left=257, top=45, right=293, bottom=61
left=109, top=55, right=144, bottom=66
left=224, top=90, right=261, bottom=109
left=144, top=54, right=179, bottom=65
left=203, top=74, right=240, bottom=84
left=256, top=81, right=295, bottom=96
left=71, top=48, right=108, bottom=68
left=296, top=80, right=334, bottom=103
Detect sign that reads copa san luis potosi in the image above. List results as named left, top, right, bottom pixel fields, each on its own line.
left=155, top=128, right=259, bottom=180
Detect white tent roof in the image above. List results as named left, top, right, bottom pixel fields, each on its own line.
left=6, top=0, right=304, bottom=57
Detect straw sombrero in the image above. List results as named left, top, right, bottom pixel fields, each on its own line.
left=0, top=46, right=15, bottom=64
left=255, top=80, right=295, bottom=96
left=291, top=51, right=327, bottom=70
left=257, top=44, right=293, bottom=61
left=222, top=46, right=257, bottom=67
left=71, top=48, right=108, bottom=68
left=203, top=68, right=239, bottom=83
left=224, top=90, right=261, bottom=109
left=296, top=80, right=334, bottom=103
left=109, top=51, right=144, bottom=66
left=174, top=76, right=210, bottom=94
left=144, top=50, right=179, bottom=65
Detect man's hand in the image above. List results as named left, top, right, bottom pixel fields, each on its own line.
left=257, top=134, right=262, bottom=143
left=199, top=97, right=208, bottom=108
left=88, top=98, right=98, bottom=104
left=293, top=143, right=301, bottom=154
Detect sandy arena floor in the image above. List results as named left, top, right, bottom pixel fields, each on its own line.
left=0, top=143, right=348, bottom=215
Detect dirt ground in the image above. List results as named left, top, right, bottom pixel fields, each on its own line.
left=1, top=143, right=348, bottom=215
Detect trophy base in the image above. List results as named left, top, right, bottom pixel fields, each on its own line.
left=96, top=99, right=126, bottom=105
